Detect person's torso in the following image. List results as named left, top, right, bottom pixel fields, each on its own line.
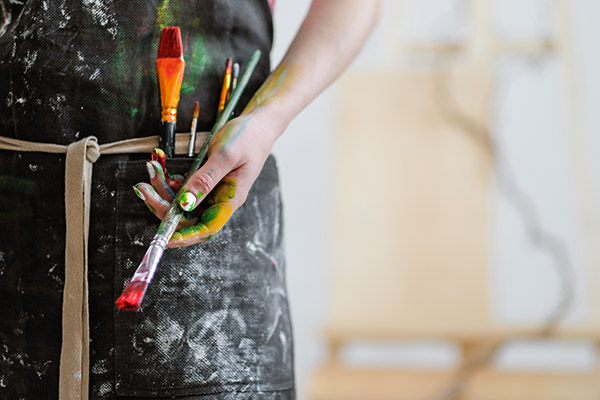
left=0, top=0, right=273, bottom=145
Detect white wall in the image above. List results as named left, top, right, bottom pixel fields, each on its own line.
left=270, top=1, right=600, bottom=399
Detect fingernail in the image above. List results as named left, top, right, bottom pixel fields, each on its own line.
left=132, top=185, right=145, bottom=200
left=178, top=191, right=197, bottom=212
left=152, top=148, right=166, bottom=168
left=146, top=161, right=156, bottom=179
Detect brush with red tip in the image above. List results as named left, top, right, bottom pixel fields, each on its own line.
left=156, top=26, right=185, bottom=158
left=115, top=234, right=169, bottom=311
left=116, top=49, right=264, bottom=312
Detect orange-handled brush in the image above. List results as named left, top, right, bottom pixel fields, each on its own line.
left=217, top=58, right=233, bottom=115
left=157, top=27, right=185, bottom=158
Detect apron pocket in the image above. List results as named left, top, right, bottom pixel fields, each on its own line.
left=113, top=156, right=293, bottom=397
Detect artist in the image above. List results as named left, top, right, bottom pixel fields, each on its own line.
left=0, top=0, right=380, bottom=398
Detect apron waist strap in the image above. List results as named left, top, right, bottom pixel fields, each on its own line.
left=0, top=133, right=208, bottom=400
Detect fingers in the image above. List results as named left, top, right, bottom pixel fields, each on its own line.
left=168, top=202, right=234, bottom=248
left=133, top=183, right=170, bottom=218
left=175, top=154, right=233, bottom=212
left=133, top=182, right=199, bottom=229
left=168, top=176, right=239, bottom=248
left=151, top=147, right=184, bottom=192
left=146, top=161, right=176, bottom=201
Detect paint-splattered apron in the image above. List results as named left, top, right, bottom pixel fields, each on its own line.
left=0, top=1, right=295, bottom=399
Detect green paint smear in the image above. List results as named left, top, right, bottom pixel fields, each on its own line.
left=130, top=108, right=139, bottom=117
left=222, top=117, right=250, bottom=150
left=113, top=31, right=126, bottom=83
left=181, top=36, right=210, bottom=94
left=201, top=204, right=221, bottom=223
left=86, top=88, right=138, bottom=116
left=0, top=176, right=37, bottom=195
left=156, top=0, right=176, bottom=29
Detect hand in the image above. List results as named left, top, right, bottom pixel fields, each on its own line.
left=133, top=112, right=280, bottom=248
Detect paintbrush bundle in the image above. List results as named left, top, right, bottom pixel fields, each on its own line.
left=116, top=49, right=262, bottom=311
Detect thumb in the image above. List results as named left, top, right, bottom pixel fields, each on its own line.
left=176, top=154, right=231, bottom=212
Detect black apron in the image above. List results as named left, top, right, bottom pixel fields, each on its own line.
left=0, top=1, right=295, bottom=398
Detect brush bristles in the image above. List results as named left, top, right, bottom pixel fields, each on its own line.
left=193, top=101, right=200, bottom=118
left=157, top=27, right=183, bottom=58
left=115, top=281, right=149, bottom=311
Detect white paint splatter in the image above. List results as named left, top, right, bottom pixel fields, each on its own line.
left=28, top=164, right=39, bottom=172
left=22, top=50, right=38, bottom=73
left=265, top=307, right=281, bottom=342
left=90, top=68, right=101, bottom=80
left=48, top=264, right=57, bottom=274
left=279, top=331, right=288, bottom=364
left=5, top=91, right=13, bottom=107
left=48, top=94, right=66, bottom=111
left=154, top=316, right=184, bottom=358
left=98, top=382, right=111, bottom=395
left=82, top=0, right=118, bottom=38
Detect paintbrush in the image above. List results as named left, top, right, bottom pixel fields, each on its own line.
left=228, top=63, right=240, bottom=117
left=217, top=58, right=233, bottom=115
left=187, top=101, right=200, bottom=157
left=229, top=62, right=240, bottom=99
left=116, top=50, right=262, bottom=311
left=157, top=26, right=185, bottom=158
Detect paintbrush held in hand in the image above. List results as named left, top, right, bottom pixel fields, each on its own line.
left=157, top=26, right=185, bottom=158
left=115, top=50, right=263, bottom=311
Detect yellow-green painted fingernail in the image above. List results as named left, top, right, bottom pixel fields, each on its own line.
left=133, top=185, right=145, bottom=200
left=178, top=191, right=197, bottom=212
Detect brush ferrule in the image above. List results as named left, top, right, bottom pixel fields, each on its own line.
left=150, top=235, right=169, bottom=249
left=130, top=235, right=167, bottom=283
left=161, top=107, right=178, bottom=122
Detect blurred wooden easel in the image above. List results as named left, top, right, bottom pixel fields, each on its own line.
left=309, top=1, right=600, bottom=399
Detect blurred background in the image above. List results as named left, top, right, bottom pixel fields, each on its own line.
left=270, top=1, right=600, bottom=399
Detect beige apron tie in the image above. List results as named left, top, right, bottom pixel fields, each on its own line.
left=0, top=132, right=208, bottom=400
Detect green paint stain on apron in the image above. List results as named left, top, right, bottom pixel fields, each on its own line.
left=181, top=36, right=210, bottom=94
left=157, top=0, right=177, bottom=29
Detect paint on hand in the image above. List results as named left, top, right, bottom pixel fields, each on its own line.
left=169, top=177, right=237, bottom=247
left=244, top=63, right=302, bottom=113
left=151, top=147, right=184, bottom=189
left=147, top=160, right=176, bottom=200
left=215, top=116, right=250, bottom=151
left=178, top=191, right=197, bottom=212
left=133, top=183, right=199, bottom=229
left=132, top=185, right=145, bottom=201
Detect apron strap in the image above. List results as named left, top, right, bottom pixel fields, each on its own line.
left=61, top=136, right=99, bottom=399
left=0, top=132, right=208, bottom=400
